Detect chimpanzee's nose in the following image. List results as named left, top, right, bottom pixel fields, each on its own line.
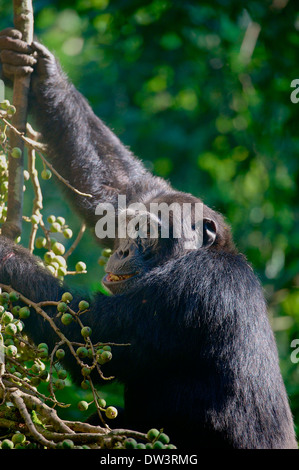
left=118, top=248, right=129, bottom=258
left=115, top=242, right=139, bottom=260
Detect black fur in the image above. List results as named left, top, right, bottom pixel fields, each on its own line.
left=0, top=237, right=296, bottom=448
left=0, top=31, right=297, bottom=449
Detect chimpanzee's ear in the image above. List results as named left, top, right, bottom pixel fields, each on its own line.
left=203, top=218, right=217, bottom=247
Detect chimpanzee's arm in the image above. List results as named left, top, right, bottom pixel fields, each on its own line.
left=0, top=30, right=171, bottom=230
left=30, top=44, right=167, bottom=227
left=0, top=236, right=130, bottom=379
left=0, top=236, right=181, bottom=381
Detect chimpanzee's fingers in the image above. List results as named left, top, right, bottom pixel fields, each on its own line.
left=0, top=36, right=33, bottom=54
left=0, top=50, right=37, bottom=67
left=0, top=28, right=22, bottom=40
left=2, top=63, right=34, bottom=76
left=31, top=41, right=54, bottom=59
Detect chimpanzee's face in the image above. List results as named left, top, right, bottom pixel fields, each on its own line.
left=102, top=234, right=160, bottom=294
left=102, top=196, right=219, bottom=294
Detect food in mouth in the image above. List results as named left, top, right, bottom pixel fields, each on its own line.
left=106, top=273, right=136, bottom=282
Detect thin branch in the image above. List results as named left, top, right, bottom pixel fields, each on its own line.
left=0, top=284, right=117, bottom=383
left=239, top=21, right=261, bottom=65
left=22, top=393, right=74, bottom=434
left=64, top=223, right=86, bottom=259
left=27, top=125, right=43, bottom=252
left=0, top=333, right=6, bottom=405
left=0, top=284, right=85, bottom=370
left=10, top=389, right=56, bottom=448
left=64, top=421, right=107, bottom=434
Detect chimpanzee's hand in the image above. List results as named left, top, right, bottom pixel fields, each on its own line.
left=0, top=28, right=59, bottom=84
left=0, top=236, right=19, bottom=285
left=0, top=235, right=18, bottom=262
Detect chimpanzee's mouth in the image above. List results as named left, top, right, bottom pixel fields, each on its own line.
left=103, top=272, right=138, bottom=284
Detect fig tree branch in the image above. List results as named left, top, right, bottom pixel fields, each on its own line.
left=2, top=0, right=34, bottom=240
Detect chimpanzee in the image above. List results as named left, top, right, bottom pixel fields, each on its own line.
left=0, top=28, right=297, bottom=449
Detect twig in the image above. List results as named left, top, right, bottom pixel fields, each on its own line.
left=0, top=284, right=118, bottom=383
left=64, top=420, right=107, bottom=434
left=64, top=223, right=86, bottom=259
left=88, top=375, right=108, bottom=428
left=27, top=125, right=43, bottom=252
left=0, top=285, right=143, bottom=448
left=108, top=428, right=148, bottom=441
left=0, top=284, right=85, bottom=370
left=10, top=389, right=56, bottom=448
left=3, top=370, right=69, bottom=408
left=22, top=393, right=74, bottom=434
left=0, top=417, right=28, bottom=434
left=240, top=21, right=261, bottom=65
left=65, top=270, right=87, bottom=275
left=0, top=383, right=147, bottom=448
left=29, top=428, right=108, bottom=445
left=0, top=333, right=6, bottom=405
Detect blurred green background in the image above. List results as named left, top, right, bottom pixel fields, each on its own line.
left=1, top=0, right=299, bottom=433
